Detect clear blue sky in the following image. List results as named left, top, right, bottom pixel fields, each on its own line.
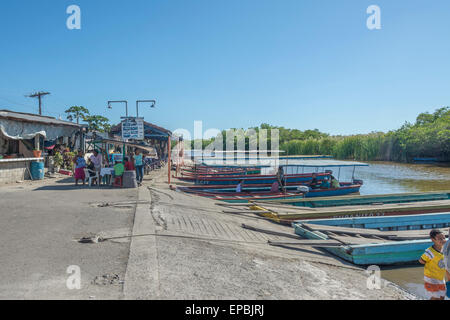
left=1, top=0, right=450, bottom=136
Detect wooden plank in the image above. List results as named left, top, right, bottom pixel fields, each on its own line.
left=242, top=224, right=300, bottom=240
left=265, top=190, right=450, bottom=203
left=333, top=236, right=389, bottom=245
left=267, top=239, right=342, bottom=247
left=302, top=223, right=386, bottom=236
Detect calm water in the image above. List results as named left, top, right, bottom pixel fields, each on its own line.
left=343, top=161, right=450, bottom=299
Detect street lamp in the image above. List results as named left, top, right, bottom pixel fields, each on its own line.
left=107, top=100, right=129, bottom=117
left=136, top=100, right=156, bottom=118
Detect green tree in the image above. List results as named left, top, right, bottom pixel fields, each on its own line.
left=84, top=115, right=111, bottom=132
left=65, top=106, right=90, bottom=124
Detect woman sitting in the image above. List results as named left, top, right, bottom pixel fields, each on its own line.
left=124, top=156, right=135, bottom=171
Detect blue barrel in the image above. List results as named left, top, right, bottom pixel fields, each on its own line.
left=30, top=161, right=44, bottom=180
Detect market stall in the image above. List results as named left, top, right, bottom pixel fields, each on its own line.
left=0, top=109, right=82, bottom=183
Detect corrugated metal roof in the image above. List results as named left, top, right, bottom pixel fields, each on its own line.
left=0, top=109, right=81, bottom=127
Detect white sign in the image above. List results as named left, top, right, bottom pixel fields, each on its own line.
left=122, top=118, right=144, bottom=140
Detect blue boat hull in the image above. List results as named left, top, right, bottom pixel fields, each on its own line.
left=294, top=213, right=450, bottom=265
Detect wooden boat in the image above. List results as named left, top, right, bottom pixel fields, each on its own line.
left=177, top=172, right=331, bottom=185
left=236, top=200, right=450, bottom=224
left=293, top=213, right=450, bottom=265
left=181, top=166, right=261, bottom=176
left=177, top=183, right=362, bottom=203
left=262, top=191, right=450, bottom=208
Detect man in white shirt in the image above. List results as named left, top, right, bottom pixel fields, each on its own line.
left=90, top=150, right=102, bottom=172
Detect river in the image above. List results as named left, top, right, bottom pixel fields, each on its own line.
left=339, top=161, right=450, bottom=299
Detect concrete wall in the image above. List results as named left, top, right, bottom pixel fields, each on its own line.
left=0, top=161, right=31, bottom=184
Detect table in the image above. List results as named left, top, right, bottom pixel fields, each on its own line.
left=100, top=167, right=115, bottom=185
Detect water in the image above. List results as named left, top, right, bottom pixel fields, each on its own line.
left=346, top=161, right=450, bottom=299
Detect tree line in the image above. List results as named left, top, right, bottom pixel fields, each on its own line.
left=186, top=107, right=450, bottom=162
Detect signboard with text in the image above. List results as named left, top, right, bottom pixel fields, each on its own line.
left=122, top=117, right=144, bottom=140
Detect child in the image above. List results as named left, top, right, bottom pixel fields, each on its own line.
left=444, top=228, right=450, bottom=298
left=113, top=159, right=125, bottom=178
left=73, top=151, right=86, bottom=186
left=419, top=229, right=448, bottom=300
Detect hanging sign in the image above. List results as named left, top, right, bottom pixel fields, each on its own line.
left=122, top=117, right=144, bottom=140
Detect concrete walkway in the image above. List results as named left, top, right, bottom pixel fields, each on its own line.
left=0, top=176, right=137, bottom=299
left=122, top=169, right=416, bottom=300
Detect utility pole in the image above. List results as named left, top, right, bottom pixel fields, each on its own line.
left=27, top=91, right=50, bottom=115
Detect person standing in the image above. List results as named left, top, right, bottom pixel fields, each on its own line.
left=73, top=151, right=86, bottom=186
left=419, top=229, right=448, bottom=300
left=134, top=149, right=144, bottom=186
left=444, top=228, right=450, bottom=298
left=90, top=150, right=102, bottom=174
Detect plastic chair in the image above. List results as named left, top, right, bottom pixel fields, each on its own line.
left=113, top=175, right=123, bottom=187
left=84, top=169, right=100, bottom=187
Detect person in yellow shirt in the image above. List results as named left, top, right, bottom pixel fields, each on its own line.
left=419, top=229, right=448, bottom=300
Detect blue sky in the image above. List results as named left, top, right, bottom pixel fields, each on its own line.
left=1, top=0, right=450, bottom=136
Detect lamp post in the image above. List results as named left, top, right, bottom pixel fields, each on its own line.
left=107, top=100, right=128, bottom=117
left=136, top=100, right=156, bottom=118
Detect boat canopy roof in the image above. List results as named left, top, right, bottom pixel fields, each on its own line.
left=280, top=159, right=369, bottom=168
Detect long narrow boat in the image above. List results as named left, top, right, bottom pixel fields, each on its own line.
left=262, top=191, right=450, bottom=208
left=177, top=172, right=331, bottom=185
left=181, top=166, right=261, bottom=176
left=249, top=200, right=450, bottom=224
left=177, top=183, right=362, bottom=203
left=293, top=213, right=450, bottom=265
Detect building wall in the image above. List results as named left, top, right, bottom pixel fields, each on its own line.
left=0, top=161, right=32, bottom=184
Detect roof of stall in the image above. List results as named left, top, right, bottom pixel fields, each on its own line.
left=0, top=110, right=81, bottom=127
left=91, top=137, right=157, bottom=156
left=0, top=109, right=81, bottom=140
left=110, top=121, right=172, bottom=140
